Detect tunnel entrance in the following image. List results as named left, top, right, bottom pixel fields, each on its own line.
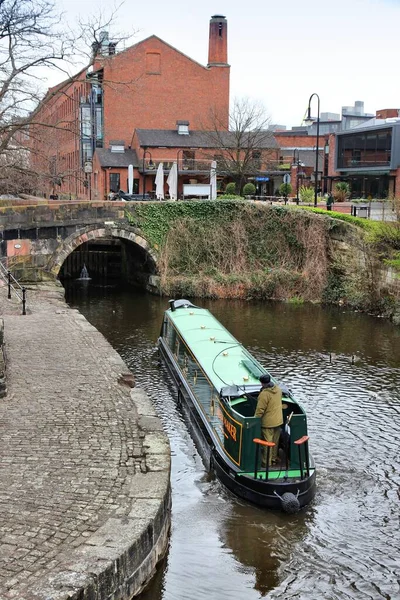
left=58, top=238, right=157, bottom=290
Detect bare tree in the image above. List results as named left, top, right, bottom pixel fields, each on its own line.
left=0, top=0, right=135, bottom=195
left=202, top=98, right=277, bottom=193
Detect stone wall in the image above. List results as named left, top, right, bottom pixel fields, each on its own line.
left=328, top=219, right=400, bottom=323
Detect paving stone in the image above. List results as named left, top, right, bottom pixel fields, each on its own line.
left=0, top=283, right=171, bottom=598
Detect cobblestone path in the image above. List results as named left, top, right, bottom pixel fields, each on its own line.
left=0, top=282, right=170, bottom=599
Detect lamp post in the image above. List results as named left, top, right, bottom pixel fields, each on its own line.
left=142, top=149, right=153, bottom=199
left=304, top=93, right=320, bottom=207
left=293, top=149, right=301, bottom=205
left=176, top=149, right=184, bottom=200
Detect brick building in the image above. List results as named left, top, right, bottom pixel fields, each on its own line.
left=30, top=15, right=230, bottom=200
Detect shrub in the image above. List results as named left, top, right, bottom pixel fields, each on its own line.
left=299, top=186, right=314, bottom=203
left=217, top=194, right=245, bottom=200
left=243, top=182, right=256, bottom=196
left=225, top=182, right=236, bottom=195
left=333, top=181, right=351, bottom=202
left=279, top=183, right=292, bottom=197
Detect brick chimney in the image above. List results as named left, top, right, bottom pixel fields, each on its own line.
left=207, top=15, right=228, bottom=66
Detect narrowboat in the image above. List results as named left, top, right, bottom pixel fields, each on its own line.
left=158, top=299, right=316, bottom=512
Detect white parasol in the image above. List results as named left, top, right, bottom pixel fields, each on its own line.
left=155, top=162, right=164, bottom=200
left=167, top=162, right=178, bottom=200
left=128, top=164, right=134, bottom=195
left=210, top=160, right=217, bottom=200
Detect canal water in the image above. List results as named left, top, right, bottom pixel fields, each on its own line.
left=65, top=283, right=400, bottom=600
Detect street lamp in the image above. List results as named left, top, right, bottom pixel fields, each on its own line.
left=142, top=149, right=153, bottom=199
left=304, top=93, right=320, bottom=207
left=176, top=149, right=184, bottom=200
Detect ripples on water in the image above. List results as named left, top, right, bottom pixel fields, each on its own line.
left=65, top=285, right=400, bottom=600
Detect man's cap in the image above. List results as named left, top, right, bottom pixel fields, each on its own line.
left=259, top=374, right=271, bottom=384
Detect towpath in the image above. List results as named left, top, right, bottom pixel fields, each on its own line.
left=0, top=281, right=170, bottom=599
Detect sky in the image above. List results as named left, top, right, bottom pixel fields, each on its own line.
left=51, top=0, right=400, bottom=129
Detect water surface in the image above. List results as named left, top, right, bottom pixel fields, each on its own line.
left=65, top=284, right=400, bottom=600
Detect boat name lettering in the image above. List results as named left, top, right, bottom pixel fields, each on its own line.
left=223, top=415, right=237, bottom=442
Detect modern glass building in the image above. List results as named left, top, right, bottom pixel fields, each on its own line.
left=334, top=120, right=400, bottom=198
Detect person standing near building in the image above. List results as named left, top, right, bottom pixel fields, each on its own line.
left=255, top=374, right=283, bottom=466
left=326, top=193, right=334, bottom=211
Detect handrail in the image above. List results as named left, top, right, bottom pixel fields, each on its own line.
left=0, top=258, right=27, bottom=315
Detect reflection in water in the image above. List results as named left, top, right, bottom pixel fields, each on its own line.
left=65, top=284, right=400, bottom=600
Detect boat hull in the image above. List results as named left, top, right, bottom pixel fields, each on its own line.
left=213, top=453, right=316, bottom=510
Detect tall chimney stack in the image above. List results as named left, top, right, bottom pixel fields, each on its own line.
left=208, top=15, right=228, bottom=66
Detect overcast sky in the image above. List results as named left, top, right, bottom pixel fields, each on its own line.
left=53, top=0, right=400, bottom=129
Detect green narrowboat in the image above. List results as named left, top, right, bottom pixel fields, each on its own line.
left=158, top=299, right=316, bottom=512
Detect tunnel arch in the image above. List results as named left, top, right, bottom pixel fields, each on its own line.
left=47, top=224, right=158, bottom=281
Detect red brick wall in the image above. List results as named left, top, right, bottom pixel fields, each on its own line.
left=376, top=108, right=399, bottom=119
left=98, top=36, right=229, bottom=147
left=30, top=72, right=91, bottom=199
left=31, top=23, right=230, bottom=199
left=274, top=134, right=319, bottom=148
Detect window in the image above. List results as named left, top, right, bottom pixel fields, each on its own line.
left=109, top=173, right=120, bottom=193
left=252, top=151, right=261, bottom=169
left=183, top=150, right=195, bottom=169
left=95, top=107, right=103, bottom=146
left=177, top=124, right=189, bottom=135
left=126, top=178, right=139, bottom=194
left=337, top=129, right=392, bottom=168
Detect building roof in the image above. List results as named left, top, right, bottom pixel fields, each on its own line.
left=135, top=129, right=278, bottom=149
left=336, top=118, right=400, bottom=137
left=95, top=148, right=139, bottom=168
left=352, top=117, right=400, bottom=129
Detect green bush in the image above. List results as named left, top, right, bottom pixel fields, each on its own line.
left=279, top=183, right=292, bottom=197
left=217, top=194, right=244, bottom=200
left=299, top=186, right=314, bottom=203
left=243, top=182, right=256, bottom=196
left=225, top=182, right=237, bottom=195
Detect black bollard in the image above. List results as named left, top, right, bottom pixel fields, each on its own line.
left=22, top=287, right=26, bottom=315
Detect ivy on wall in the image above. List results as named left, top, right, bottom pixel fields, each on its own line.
left=124, top=200, right=244, bottom=248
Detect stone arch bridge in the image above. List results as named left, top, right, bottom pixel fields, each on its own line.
left=0, top=201, right=159, bottom=291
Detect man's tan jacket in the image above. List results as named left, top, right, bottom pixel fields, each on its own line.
left=255, top=384, right=283, bottom=428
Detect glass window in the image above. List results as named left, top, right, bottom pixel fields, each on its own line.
left=80, top=105, right=91, bottom=138
left=81, top=141, right=92, bottom=162
left=182, top=150, right=195, bottom=169
left=109, top=173, right=120, bottom=193
left=95, top=107, right=103, bottom=143
left=337, top=129, right=391, bottom=168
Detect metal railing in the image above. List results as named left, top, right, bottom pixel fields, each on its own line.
left=0, top=258, right=27, bottom=315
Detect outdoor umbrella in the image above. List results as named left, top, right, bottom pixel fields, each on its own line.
left=210, top=160, right=217, bottom=200
left=155, top=162, right=165, bottom=200
left=128, top=164, right=134, bottom=195
left=167, top=162, right=178, bottom=200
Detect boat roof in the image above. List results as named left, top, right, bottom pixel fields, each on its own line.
left=166, top=302, right=267, bottom=395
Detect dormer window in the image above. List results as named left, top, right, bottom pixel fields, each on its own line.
left=110, top=140, right=125, bottom=153
left=177, top=120, right=189, bottom=135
